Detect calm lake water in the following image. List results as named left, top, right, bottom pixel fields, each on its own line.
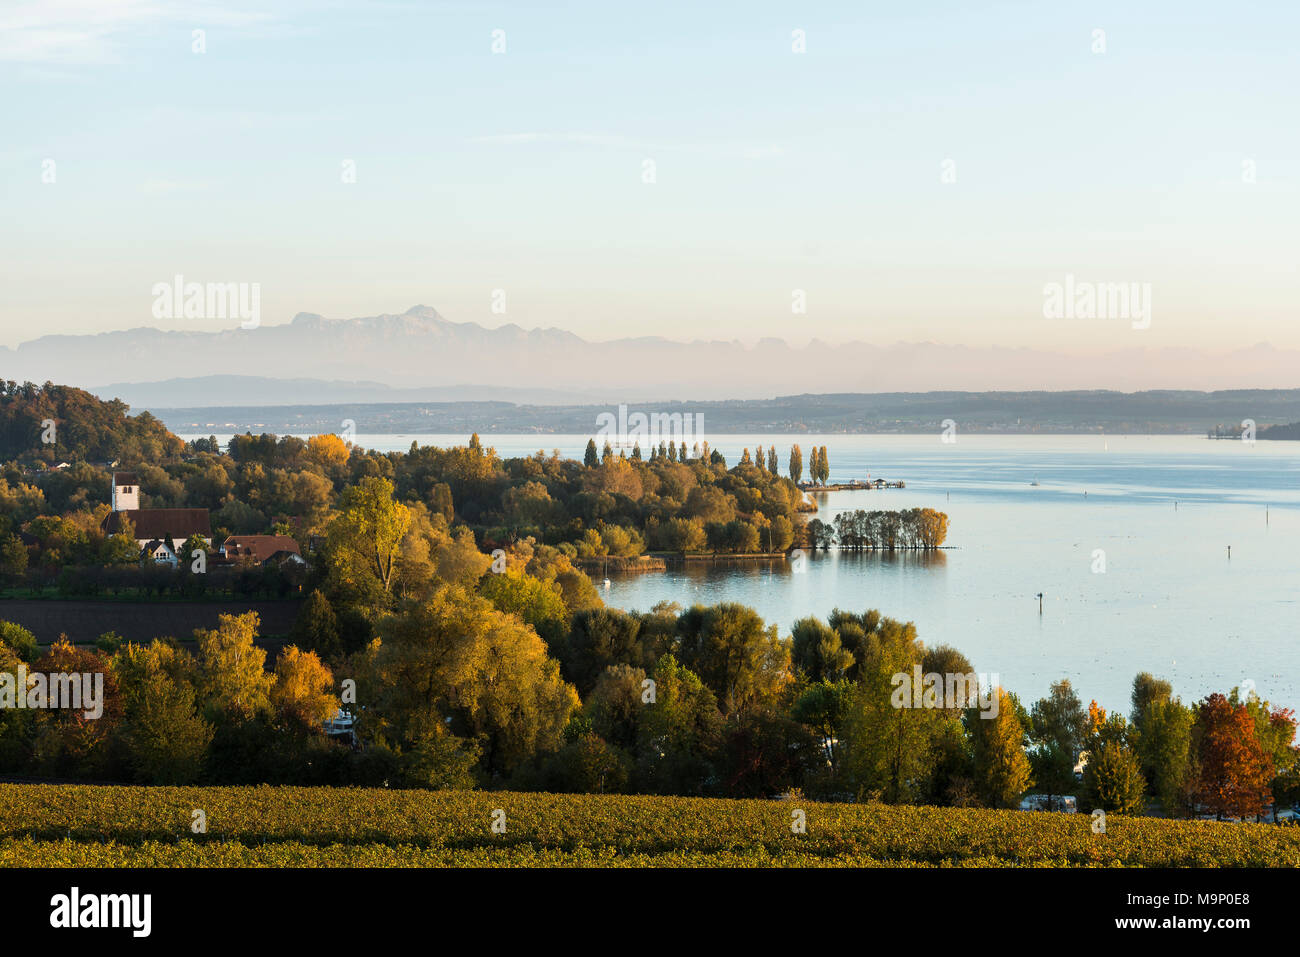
left=190, top=432, right=1300, bottom=714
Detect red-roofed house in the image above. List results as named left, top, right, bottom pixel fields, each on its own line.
left=219, top=535, right=305, bottom=567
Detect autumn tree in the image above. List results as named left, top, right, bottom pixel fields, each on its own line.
left=368, top=583, right=579, bottom=780
left=478, top=566, right=570, bottom=647
left=1191, top=693, right=1273, bottom=820
left=307, top=432, right=351, bottom=470
left=1231, top=686, right=1300, bottom=820
left=324, top=476, right=411, bottom=608
left=28, top=639, right=122, bottom=778
left=271, top=646, right=339, bottom=730
left=195, top=612, right=274, bottom=721
left=969, top=688, right=1033, bottom=808
left=789, top=444, right=804, bottom=484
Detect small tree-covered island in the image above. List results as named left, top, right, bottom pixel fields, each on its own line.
left=0, top=382, right=1297, bottom=868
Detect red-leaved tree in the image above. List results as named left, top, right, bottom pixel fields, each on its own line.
left=1193, top=693, right=1273, bottom=820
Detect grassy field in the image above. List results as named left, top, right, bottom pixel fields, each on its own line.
left=2, top=783, right=1298, bottom=867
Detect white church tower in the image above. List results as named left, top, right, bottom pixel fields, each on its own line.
left=111, top=472, right=140, bottom=512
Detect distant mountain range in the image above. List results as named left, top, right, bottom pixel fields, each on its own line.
left=1, top=305, right=1297, bottom=406
left=91, top=376, right=601, bottom=408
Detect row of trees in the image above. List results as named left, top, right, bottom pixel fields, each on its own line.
left=807, top=508, right=951, bottom=551
left=1024, top=675, right=1298, bottom=820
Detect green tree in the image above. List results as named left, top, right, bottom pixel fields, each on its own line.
left=1028, top=679, right=1087, bottom=809
left=674, top=603, right=791, bottom=713
left=0, top=533, right=27, bottom=579
left=290, top=589, right=342, bottom=660
left=792, top=679, right=855, bottom=772
left=0, top=621, right=38, bottom=663
left=789, top=444, right=803, bottom=484
left=585, top=664, right=646, bottom=749
left=1081, top=710, right=1146, bottom=813
left=543, top=733, right=631, bottom=794
left=558, top=608, right=652, bottom=697
left=118, top=656, right=213, bottom=785
left=634, top=654, right=722, bottom=795
left=790, top=616, right=854, bottom=682
left=1131, top=673, right=1193, bottom=814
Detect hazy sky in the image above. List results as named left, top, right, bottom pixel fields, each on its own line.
left=3, top=0, right=1297, bottom=355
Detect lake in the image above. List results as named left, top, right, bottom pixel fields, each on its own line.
left=187, top=432, right=1300, bottom=715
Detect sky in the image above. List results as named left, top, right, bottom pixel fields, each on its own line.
left=3, top=0, right=1298, bottom=358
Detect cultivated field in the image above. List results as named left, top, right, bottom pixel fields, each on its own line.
left=0, top=599, right=300, bottom=645
left=2, top=784, right=1297, bottom=867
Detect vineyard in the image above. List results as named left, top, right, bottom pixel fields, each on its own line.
left=2, top=784, right=1298, bottom=867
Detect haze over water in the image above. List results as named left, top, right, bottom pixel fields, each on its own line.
left=193, top=432, right=1300, bottom=714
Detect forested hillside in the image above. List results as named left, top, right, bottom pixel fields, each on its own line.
left=0, top=381, right=182, bottom=464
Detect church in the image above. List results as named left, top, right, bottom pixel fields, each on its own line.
left=100, top=471, right=212, bottom=567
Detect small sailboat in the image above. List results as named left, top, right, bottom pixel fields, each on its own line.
left=1030, top=474, right=1041, bottom=487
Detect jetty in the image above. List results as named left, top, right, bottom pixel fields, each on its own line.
left=798, top=479, right=904, bottom=492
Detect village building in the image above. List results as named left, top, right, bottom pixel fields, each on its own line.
left=101, top=472, right=212, bottom=567
left=218, top=534, right=305, bottom=568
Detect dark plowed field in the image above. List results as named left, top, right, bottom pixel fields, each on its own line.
left=0, top=599, right=302, bottom=645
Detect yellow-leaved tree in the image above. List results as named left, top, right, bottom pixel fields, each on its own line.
left=195, top=612, right=274, bottom=721
left=325, top=476, right=411, bottom=607
left=271, top=645, right=339, bottom=730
